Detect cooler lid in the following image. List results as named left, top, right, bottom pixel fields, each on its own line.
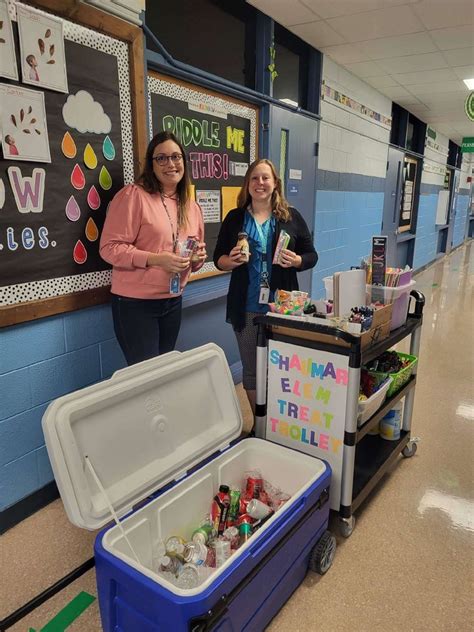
left=42, top=344, right=243, bottom=530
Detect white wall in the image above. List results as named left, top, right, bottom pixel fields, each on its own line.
left=319, top=57, right=392, bottom=178
left=422, top=128, right=449, bottom=187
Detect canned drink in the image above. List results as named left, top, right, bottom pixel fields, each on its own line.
left=239, top=496, right=251, bottom=515
left=165, top=535, right=185, bottom=559
left=239, top=522, right=252, bottom=545
left=222, top=526, right=240, bottom=549
left=183, top=542, right=208, bottom=566
left=187, top=235, right=200, bottom=262
left=245, top=471, right=263, bottom=499
left=212, top=538, right=231, bottom=567
left=158, top=555, right=182, bottom=576
left=246, top=498, right=273, bottom=520
left=192, top=523, right=213, bottom=545
left=228, top=488, right=241, bottom=523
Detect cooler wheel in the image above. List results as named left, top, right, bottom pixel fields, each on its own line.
left=402, top=441, right=417, bottom=458
left=309, top=531, right=336, bottom=575
left=339, top=515, right=355, bottom=538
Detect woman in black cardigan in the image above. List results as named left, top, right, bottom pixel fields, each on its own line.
left=213, top=159, right=317, bottom=423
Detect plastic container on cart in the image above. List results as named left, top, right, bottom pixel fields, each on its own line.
left=323, top=276, right=333, bottom=300
left=42, top=343, right=333, bottom=632
left=365, top=352, right=417, bottom=398
left=379, top=400, right=404, bottom=441
left=368, top=280, right=416, bottom=330
left=357, top=377, right=392, bottom=426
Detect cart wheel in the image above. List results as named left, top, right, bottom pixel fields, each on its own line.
left=402, top=442, right=417, bottom=458
left=339, top=515, right=355, bottom=538
left=309, top=531, right=336, bottom=575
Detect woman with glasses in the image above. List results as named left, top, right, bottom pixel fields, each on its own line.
left=100, top=131, right=206, bottom=365
left=213, top=159, right=317, bottom=424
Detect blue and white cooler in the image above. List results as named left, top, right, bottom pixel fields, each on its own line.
left=42, top=344, right=333, bottom=631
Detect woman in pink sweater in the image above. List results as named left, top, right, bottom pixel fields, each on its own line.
left=100, top=131, right=206, bottom=365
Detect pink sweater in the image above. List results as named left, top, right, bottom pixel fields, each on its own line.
left=100, top=184, right=204, bottom=299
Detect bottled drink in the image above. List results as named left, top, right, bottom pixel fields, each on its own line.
left=211, top=485, right=230, bottom=535
left=212, top=538, right=231, bottom=567
left=237, top=232, right=250, bottom=262
left=165, top=535, right=185, bottom=559
left=176, top=563, right=200, bottom=589
left=159, top=555, right=182, bottom=576
left=227, top=488, right=241, bottom=524
left=187, top=235, right=200, bottom=262
left=183, top=541, right=208, bottom=566
left=222, top=526, right=240, bottom=549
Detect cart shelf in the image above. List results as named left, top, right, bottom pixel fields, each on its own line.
left=357, top=376, right=417, bottom=441
left=361, top=316, right=421, bottom=364
left=352, top=431, right=410, bottom=512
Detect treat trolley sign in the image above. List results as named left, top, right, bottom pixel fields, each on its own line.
left=266, top=339, right=348, bottom=509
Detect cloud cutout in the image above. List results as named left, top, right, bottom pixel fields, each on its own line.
left=62, top=90, right=112, bottom=134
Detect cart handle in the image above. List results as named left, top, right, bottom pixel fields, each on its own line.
left=408, top=290, right=425, bottom=318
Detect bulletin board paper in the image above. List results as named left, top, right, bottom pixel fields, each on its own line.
left=266, top=339, right=348, bottom=510
left=0, top=0, right=18, bottom=80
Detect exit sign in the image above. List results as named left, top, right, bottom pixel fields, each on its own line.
left=461, top=137, right=474, bottom=153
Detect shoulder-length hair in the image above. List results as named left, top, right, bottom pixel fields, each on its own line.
left=137, top=131, right=191, bottom=229
left=237, top=158, right=291, bottom=222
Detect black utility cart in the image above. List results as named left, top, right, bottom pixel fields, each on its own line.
left=254, top=291, right=425, bottom=537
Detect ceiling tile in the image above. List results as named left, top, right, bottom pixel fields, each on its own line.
left=356, top=32, right=437, bottom=59
left=412, top=0, right=474, bottom=30
left=344, top=60, right=386, bottom=77
left=301, top=0, right=414, bottom=20
left=392, top=96, right=425, bottom=106
left=290, top=20, right=346, bottom=47
left=377, top=52, right=448, bottom=74
left=452, top=65, right=474, bottom=80
left=409, top=80, right=468, bottom=95
left=364, top=75, right=401, bottom=88
left=378, top=85, right=415, bottom=99
left=326, top=5, right=425, bottom=42
left=442, top=47, right=474, bottom=66
left=319, top=43, right=370, bottom=64
left=430, top=25, right=474, bottom=51
left=246, top=0, right=320, bottom=25
left=394, top=68, right=458, bottom=85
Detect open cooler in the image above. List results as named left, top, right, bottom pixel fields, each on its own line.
left=42, top=343, right=333, bottom=632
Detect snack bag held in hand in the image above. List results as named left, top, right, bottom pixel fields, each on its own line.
left=272, top=230, right=290, bottom=264
left=237, top=232, right=250, bottom=262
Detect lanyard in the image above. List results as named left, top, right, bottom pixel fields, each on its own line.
left=250, top=211, right=272, bottom=284
left=160, top=194, right=178, bottom=253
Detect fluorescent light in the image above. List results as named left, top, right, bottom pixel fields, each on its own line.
left=279, top=98, right=299, bottom=107
left=463, top=78, right=474, bottom=89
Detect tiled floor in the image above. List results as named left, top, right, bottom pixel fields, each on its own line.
left=1, top=242, right=473, bottom=632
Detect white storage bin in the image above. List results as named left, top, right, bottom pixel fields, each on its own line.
left=368, top=280, right=416, bottom=330
left=357, top=377, right=392, bottom=426
left=323, top=276, right=333, bottom=300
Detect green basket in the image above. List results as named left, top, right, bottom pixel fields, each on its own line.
left=365, top=352, right=418, bottom=398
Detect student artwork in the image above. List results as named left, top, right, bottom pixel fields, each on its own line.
left=65, top=195, right=81, bottom=221
left=62, top=90, right=112, bottom=135
left=0, top=83, right=51, bottom=163
left=8, top=166, right=46, bottom=214
left=61, top=131, right=77, bottom=158
left=17, top=3, right=68, bottom=93
left=0, top=0, right=19, bottom=80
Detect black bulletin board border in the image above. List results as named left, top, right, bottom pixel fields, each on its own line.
left=147, top=71, right=259, bottom=281
left=0, top=0, right=147, bottom=328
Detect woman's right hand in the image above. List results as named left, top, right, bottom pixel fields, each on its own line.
left=218, top=246, right=248, bottom=271
left=147, top=251, right=190, bottom=273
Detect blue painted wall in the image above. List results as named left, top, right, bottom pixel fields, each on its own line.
left=312, top=170, right=385, bottom=297
left=413, top=184, right=440, bottom=270
left=452, top=189, right=470, bottom=248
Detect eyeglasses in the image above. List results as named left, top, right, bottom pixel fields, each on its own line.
left=152, top=153, right=183, bottom=166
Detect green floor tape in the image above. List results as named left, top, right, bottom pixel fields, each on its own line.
left=29, top=591, right=95, bottom=632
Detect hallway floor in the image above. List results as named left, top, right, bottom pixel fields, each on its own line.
left=1, top=243, right=473, bottom=632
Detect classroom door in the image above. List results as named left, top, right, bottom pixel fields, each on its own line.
left=381, top=146, right=405, bottom=266
left=446, top=169, right=460, bottom=252
left=267, top=105, right=319, bottom=294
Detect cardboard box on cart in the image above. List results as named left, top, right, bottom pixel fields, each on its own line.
left=42, top=344, right=332, bottom=632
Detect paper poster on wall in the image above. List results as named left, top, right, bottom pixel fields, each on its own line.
left=0, top=0, right=19, bottom=80
left=0, top=83, right=51, bottom=162
left=221, top=186, right=240, bottom=219
left=17, top=3, right=68, bottom=93
left=265, top=339, right=348, bottom=510
left=196, top=190, right=220, bottom=223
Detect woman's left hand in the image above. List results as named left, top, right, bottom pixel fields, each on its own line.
left=279, top=249, right=302, bottom=269
left=194, top=241, right=207, bottom=263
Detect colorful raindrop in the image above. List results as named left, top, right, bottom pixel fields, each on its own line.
left=61, top=131, right=77, bottom=159
left=83, top=143, right=98, bottom=169
left=71, top=164, right=86, bottom=190
left=65, top=195, right=80, bottom=221
left=87, top=185, right=100, bottom=210
left=102, top=135, right=115, bottom=161
left=85, top=217, right=99, bottom=242
left=99, top=165, right=112, bottom=190
left=73, top=239, right=87, bottom=264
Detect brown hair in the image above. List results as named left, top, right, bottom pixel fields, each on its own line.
left=137, top=131, right=191, bottom=229
left=237, top=158, right=291, bottom=222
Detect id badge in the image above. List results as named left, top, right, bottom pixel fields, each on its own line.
left=169, top=274, right=181, bottom=294
left=259, top=286, right=270, bottom=304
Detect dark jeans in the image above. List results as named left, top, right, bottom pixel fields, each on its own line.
left=111, top=294, right=182, bottom=365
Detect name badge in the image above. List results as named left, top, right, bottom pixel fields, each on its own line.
left=259, top=286, right=270, bottom=304
left=169, top=274, right=181, bottom=294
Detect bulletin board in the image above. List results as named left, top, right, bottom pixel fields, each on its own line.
left=0, top=0, right=147, bottom=327
left=148, top=71, right=259, bottom=279
left=398, top=156, right=418, bottom=233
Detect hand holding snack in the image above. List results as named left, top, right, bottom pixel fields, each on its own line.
left=278, top=249, right=302, bottom=269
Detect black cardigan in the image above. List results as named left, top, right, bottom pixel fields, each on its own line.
left=213, top=206, right=318, bottom=331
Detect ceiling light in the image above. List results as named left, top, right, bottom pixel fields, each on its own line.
left=279, top=98, right=298, bottom=107
left=463, top=78, right=474, bottom=90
